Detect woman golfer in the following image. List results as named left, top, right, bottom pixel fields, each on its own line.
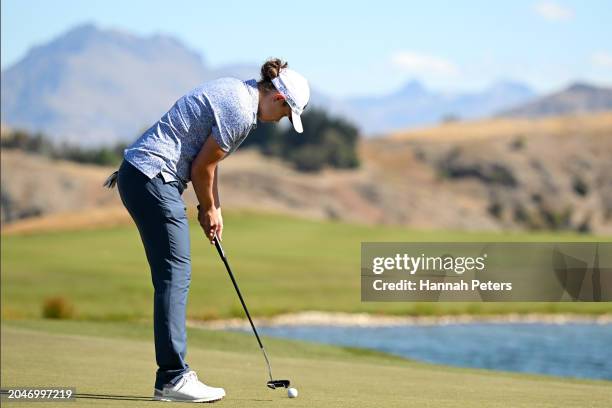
left=105, top=58, right=309, bottom=402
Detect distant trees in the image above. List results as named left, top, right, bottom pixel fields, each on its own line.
left=242, top=108, right=360, bottom=172
left=60, top=143, right=128, bottom=166
left=2, top=108, right=361, bottom=172
left=1, top=130, right=54, bottom=155
left=1, top=129, right=127, bottom=166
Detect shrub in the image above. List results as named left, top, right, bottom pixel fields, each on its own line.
left=42, top=296, right=75, bottom=319
left=242, top=108, right=361, bottom=172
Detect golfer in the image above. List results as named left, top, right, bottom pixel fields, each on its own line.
left=104, top=58, right=310, bottom=403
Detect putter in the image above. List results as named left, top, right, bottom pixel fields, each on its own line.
left=212, top=233, right=290, bottom=390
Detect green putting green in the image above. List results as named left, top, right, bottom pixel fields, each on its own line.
left=2, top=320, right=611, bottom=407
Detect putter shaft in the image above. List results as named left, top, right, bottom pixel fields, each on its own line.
left=212, top=234, right=286, bottom=387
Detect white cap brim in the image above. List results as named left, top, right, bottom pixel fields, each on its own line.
left=290, top=110, right=303, bottom=133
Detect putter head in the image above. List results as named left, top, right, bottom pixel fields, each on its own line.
left=267, top=380, right=290, bottom=389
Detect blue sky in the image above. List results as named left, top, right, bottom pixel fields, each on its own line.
left=2, top=0, right=611, bottom=97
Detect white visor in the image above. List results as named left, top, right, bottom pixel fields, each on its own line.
left=290, top=110, right=303, bottom=133
left=272, top=68, right=310, bottom=134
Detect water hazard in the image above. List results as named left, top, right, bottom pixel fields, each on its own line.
left=244, top=323, right=612, bottom=381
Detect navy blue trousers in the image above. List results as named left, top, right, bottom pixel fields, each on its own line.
left=117, top=159, right=191, bottom=390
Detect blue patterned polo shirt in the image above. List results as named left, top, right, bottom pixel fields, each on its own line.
left=124, top=78, right=259, bottom=187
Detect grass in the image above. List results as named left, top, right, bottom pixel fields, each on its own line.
left=2, top=212, right=611, bottom=406
left=2, top=210, right=611, bottom=321
left=2, top=319, right=611, bottom=408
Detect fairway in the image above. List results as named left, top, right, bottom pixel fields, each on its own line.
left=2, top=320, right=611, bottom=408
left=2, top=211, right=611, bottom=321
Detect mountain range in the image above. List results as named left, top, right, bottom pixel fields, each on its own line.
left=2, top=23, right=611, bottom=146
left=499, top=82, right=612, bottom=118
left=333, top=79, right=535, bottom=135
left=1, top=24, right=259, bottom=146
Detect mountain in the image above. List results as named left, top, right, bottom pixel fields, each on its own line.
left=498, top=82, right=612, bottom=118
left=8, top=23, right=609, bottom=143
left=0, top=23, right=340, bottom=146
left=336, top=80, right=536, bottom=135
left=0, top=24, right=260, bottom=146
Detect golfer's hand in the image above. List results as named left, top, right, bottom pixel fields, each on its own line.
left=217, top=209, right=223, bottom=241
left=198, top=206, right=223, bottom=244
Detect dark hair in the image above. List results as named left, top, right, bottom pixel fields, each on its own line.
left=258, top=58, right=288, bottom=93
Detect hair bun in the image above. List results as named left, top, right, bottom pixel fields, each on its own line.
left=260, top=58, right=288, bottom=82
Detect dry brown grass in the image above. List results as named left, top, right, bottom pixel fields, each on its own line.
left=388, top=111, right=612, bottom=142
left=1, top=206, right=131, bottom=235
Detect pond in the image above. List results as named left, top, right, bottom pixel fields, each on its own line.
left=239, top=323, right=612, bottom=381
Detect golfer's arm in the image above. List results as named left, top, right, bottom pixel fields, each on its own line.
left=213, top=164, right=220, bottom=209
left=191, top=134, right=226, bottom=211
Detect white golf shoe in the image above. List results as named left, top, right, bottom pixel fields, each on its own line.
left=153, top=370, right=225, bottom=403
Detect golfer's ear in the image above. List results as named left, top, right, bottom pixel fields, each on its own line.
left=192, top=133, right=227, bottom=171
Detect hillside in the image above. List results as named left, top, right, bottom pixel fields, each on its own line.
left=2, top=112, right=611, bottom=234
left=374, top=112, right=612, bottom=233
left=500, top=83, right=612, bottom=118
left=0, top=149, right=120, bottom=223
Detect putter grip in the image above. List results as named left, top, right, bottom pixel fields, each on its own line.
left=213, top=234, right=225, bottom=259
left=198, top=204, right=224, bottom=258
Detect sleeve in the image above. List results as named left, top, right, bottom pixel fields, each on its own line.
left=204, top=80, right=253, bottom=155
left=211, top=124, right=231, bottom=153
left=212, top=110, right=251, bottom=155
left=212, top=100, right=253, bottom=153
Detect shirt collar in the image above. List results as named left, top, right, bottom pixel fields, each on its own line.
left=244, top=79, right=259, bottom=126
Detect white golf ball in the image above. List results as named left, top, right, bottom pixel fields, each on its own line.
left=287, top=387, right=298, bottom=398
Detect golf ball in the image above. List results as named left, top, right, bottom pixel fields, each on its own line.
left=287, top=387, right=298, bottom=398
